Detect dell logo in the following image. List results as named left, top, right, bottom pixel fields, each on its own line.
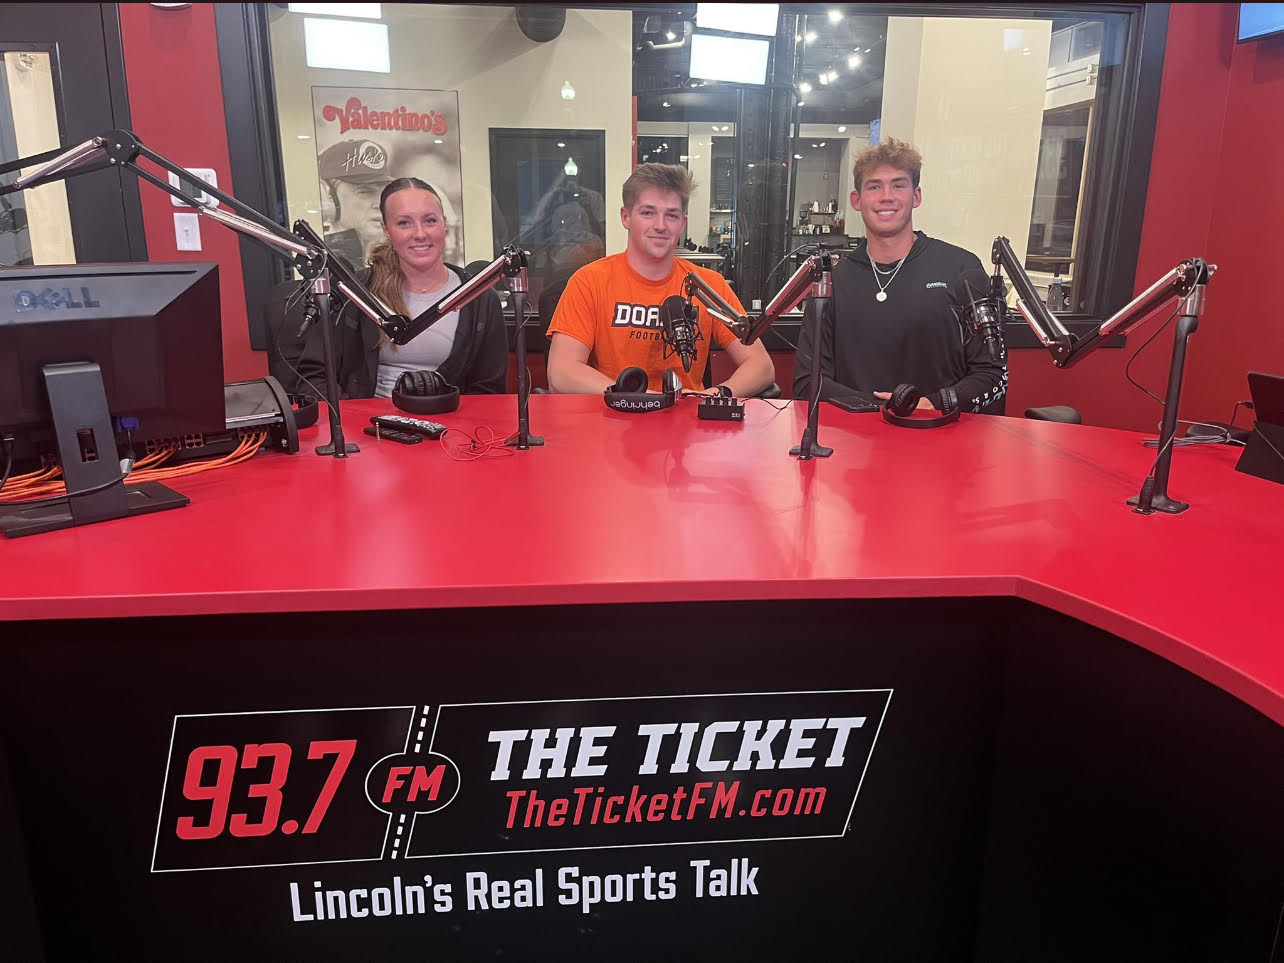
left=13, top=287, right=102, bottom=312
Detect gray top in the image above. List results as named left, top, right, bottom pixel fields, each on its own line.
left=374, top=272, right=463, bottom=398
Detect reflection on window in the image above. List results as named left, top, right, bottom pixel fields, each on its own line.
left=262, top=4, right=1146, bottom=321
left=0, top=50, right=73, bottom=266
left=488, top=128, right=606, bottom=310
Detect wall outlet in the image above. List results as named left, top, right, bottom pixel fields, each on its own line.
left=168, top=168, right=218, bottom=208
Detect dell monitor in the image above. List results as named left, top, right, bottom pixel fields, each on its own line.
left=0, top=261, right=225, bottom=537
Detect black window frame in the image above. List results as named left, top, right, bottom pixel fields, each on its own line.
left=221, top=2, right=1168, bottom=353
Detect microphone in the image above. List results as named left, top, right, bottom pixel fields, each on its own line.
left=953, top=267, right=1004, bottom=362
left=660, top=294, right=700, bottom=373
left=296, top=297, right=321, bottom=341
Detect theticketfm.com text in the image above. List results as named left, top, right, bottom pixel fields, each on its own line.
left=504, top=780, right=826, bottom=829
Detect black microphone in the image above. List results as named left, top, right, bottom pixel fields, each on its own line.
left=660, top=294, right=700, bottom=373
left=953, top=267, right=1004, bottom=362
left=296, top=297, right=321, bottom=341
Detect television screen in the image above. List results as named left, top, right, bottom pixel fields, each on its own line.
left=1238, top=3, right=1284, bottom=41
left=690, top=33, right=770, bottom=85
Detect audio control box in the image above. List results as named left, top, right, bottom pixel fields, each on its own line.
left=698, top=397, right=745, bottom=422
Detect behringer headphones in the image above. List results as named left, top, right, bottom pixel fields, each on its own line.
left=882, top=384, right=960, bottom=429
left=393, top=369, right=461, bottom=415
left=603, top=367, right=681, bottom=413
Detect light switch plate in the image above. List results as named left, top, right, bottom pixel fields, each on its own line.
left=174, top=212, right=202, bottom=251
left=168, top=168, right=218, bottom=208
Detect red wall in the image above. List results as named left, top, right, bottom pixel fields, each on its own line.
left=1008, top=3, right=1284, bottom=430
left=118, top=4, right=1283, bottom=418
left=118, top=3, right=263, bottom=383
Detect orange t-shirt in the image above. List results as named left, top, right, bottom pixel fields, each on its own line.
left=547, top=253, right=742, bottom=393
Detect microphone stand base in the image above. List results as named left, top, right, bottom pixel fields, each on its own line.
left=1127, top=492, right=1189, bottom=515
left=315, top=442, right=360, bottom=457
left=790, top=441, right=834, bottom=460
left=504, top=434, right=544, bottom=450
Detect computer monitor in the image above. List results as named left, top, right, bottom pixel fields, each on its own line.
left=0, top=261, right=225, bottom=537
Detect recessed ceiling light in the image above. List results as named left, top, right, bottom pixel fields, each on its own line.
left=557, top=142, right=566, bottom=148
left=794, top=153, right=803, bottom=159
left=828, top=9, right=842, bottom=23
left=797, top=100, right=805, bottom=107
left=836, top=125, right=847, bottom=133
left=296, top=134, right=311, bottom=140
left=799, top=81, right=812, bottom=93
left=721, top=125, right=730, bottom=131
left=665, top=30, right=676, bottom=41
left=848, top=54, right=861, bottom=69
left=804, top=31, right=817, bottom=43
left=661, top=100, right=671, bottom=108
left=819, top=141, right=826, bottom=147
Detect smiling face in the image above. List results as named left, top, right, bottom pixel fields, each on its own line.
left=381, top=187, right=447, bottom=277
left=851, top=163, right=922, bottom=243
left=621, top=186, right=687, bottom=265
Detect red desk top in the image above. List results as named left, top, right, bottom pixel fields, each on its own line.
left=3, top=394, right=1282, bottom=726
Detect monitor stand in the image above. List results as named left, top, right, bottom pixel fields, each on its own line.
left=0, top=362, right=188, bottom=539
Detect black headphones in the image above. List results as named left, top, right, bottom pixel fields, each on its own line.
left=603, top=367, right=680, bottom=413
left=290, top=393, right=319, bottom=430
left=882, top=384, right=960, bottom=429
left=392, top=369, right=461, bottom=415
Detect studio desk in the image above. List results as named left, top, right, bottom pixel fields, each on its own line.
left=2, top=394, right=1282, bottom=960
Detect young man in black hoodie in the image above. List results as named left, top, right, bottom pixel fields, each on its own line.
left=793, top=139, right=1008, bottom=415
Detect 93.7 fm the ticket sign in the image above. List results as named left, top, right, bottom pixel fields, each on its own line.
left=152, top=690, right=892, bottom=873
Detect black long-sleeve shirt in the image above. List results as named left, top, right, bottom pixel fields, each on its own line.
left=271, top=263, right=507, bottom=399
left=793, top=233, right=1008, bottom=414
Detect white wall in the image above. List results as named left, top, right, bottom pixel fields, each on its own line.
left=881, top=16, right=1052, bottom=266
left=268, top=4, right=633, bottom=265
left=4, top=52, right=74, bottom=264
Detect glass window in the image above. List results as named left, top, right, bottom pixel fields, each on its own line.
left=259, top=3, right=1156, bottom=326
left=0, top=49, right=73, bottom=265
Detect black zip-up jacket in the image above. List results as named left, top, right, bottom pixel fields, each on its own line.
left=283, top=263, right=507, bottom=399
left=793, top=233, right=1008, bottom=414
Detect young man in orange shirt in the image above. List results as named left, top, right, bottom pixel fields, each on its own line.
left=546, top=163, right=775, bottom=398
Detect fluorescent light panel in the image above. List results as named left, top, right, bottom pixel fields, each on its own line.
left=304, top=17, right=390, bottom=73
left=690, top=33, right=770, bottom=85
left=695, top=3, right=778, bottom=37
left=289, top=3, right=382, bottom=18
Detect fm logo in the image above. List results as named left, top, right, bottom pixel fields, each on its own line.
left=365, top=749, right=461, bottom=819
left=14, top=287, right=102, bottom=312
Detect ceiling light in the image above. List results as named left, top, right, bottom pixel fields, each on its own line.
left=794, top=153, right=803, bottom=159
left=848, top=54, right=861, bottom=69
left=836, top=125, right=847, bottom=132
left=864, top=47, right=872, bottom=53
left=661, top=100, right=671, bottom=108
left=721, top=125, right=730, bottom=131
left=799, top=81, right=812, bottom=93
left=797, top=100, right=805, bottom=107
left=564, top=157, right=578, bottom=176
left=828, top=9, right=842, bottom=23
left=296, top=134, right=311, bottom=140
left=747, top=163, right=755, bottom=168
left=829, top=70, right=840, bottom=83
left=666, top=30, right=676, bottom=41
left=795, top=33, right=802, bottom=42
left=561, top=81, right=576, bottom=100
left=819, top=141, right=826, bottom=147
left=818, top=73, right=830, bottom=86
left=804, top=31, right=817, bottom=43
left=433, top=138, right=443, bottom=144
left=557, top=141, right=566, bottom=148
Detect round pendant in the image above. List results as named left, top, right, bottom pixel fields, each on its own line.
left=876, top=291, right=887, bottom=302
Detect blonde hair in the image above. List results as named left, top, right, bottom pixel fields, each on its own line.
left=622, top=163, right=697, bottom=212
left=852, top=138, right=923, bottom=192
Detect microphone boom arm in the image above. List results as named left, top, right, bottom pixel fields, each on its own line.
left=990, top=236, right=1214, bottom=368
left=749, top=249, right=836, bottom=344
left=382, top=245, right=528, bottom=345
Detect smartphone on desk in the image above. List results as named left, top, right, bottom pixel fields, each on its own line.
left=826, top=395, right=881, bottom=414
